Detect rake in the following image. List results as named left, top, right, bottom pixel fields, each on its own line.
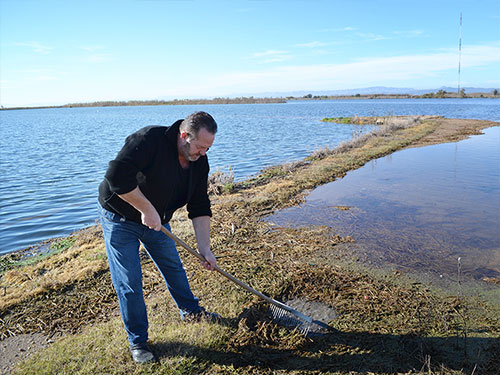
left=160, top=225, right=331, bottom=335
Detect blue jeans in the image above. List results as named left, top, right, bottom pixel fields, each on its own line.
left=99, top=206, right=201, bottom=345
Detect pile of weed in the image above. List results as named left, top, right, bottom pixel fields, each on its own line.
left=0, top=227, right=107, bottom=314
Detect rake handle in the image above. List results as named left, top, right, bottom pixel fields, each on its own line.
left=160, top=225, right=296, bottom=314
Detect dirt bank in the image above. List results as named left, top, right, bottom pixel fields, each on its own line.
left=1, top=116, right=499, bottom=375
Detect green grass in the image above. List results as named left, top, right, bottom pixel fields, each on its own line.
left=13, top=296, right=240, bottom=375
left=0, top=237, right=76, bottom=276
left=50, top=237, right=76, bottom=251
left=322, top=116, right=354, bottom=124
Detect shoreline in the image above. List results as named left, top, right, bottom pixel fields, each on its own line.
left=2, top=116, right=499, bottom=375
left=1, top=95, right=498, bottom=111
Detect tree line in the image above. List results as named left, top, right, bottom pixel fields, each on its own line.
left=63, top=97, right=286, bottom=108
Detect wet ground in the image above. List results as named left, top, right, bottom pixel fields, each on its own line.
left=267, top=126, right=500, bottom=284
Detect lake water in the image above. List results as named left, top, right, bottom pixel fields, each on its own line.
left=266, top=126, right=500, bottom=281
left=0, top=99, right=499, bottom=255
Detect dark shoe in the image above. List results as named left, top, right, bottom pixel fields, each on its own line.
left=181, top=308, right=221, bottom=323
left=130, top=342, right=156, bottom=364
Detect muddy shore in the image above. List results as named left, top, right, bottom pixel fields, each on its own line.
left=1, top=116, right=499, bottom=375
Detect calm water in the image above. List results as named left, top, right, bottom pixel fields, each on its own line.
left=0, top=99, right=499, bottom=255
left=267, top=126, right=500, bottom=280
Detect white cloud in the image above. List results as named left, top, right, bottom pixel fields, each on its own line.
left=318, top=27, right=425, bottom=43
left=0, top=79, right=18, bottom=90
left=26, top=75, right=59, bottom=82
left=262, top=57, right=290, bottom=63
left=318, top=26, right=357, bottom=33
left=355, top=32, right=388, bottom=41
left=2, top=42, right=499, bottom=107
left=295, top=41, right=328, bottom=48
left=80, top=45, right=106, bottom=52
left=393, top=30, right=425, bottom=37
left=251, top=50, right=290, bottom=64
left=78, top=46, right=112, bottom=63
left=4, top=68, right=62, bottom=83
left=13, top=41, right=52, bottom=54
left=252, top=50, right=288, bottom=58
left=169, top=42, right=500, bottom=95
left=85, top=53, right=113, bottom=63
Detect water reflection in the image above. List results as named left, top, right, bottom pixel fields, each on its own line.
left=267, top=127, right=500, bottom=280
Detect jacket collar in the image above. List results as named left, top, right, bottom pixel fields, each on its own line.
left=165, top=119, right=183, bottom=145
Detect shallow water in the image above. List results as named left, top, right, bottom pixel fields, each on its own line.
left=266, top=126, right=500, bottom=281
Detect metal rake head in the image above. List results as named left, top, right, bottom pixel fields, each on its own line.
left=269, top=304, right=312, bottom=336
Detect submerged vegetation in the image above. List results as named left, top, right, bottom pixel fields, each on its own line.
left=1, top=116, right=499, bottom=374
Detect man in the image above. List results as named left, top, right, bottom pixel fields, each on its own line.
left=98, top=111, right=219, bottom=364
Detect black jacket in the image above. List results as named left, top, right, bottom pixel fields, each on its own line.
left=98, top=120, right=212, bottom=224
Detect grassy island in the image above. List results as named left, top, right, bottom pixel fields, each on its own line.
left=1, top=116, right=499, bottom=375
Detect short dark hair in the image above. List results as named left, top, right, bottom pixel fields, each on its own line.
left=180, top=111, right=217, bottom=138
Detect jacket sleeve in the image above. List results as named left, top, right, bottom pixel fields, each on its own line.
left=187, top=158, right=212, bottom=219
left=104, top=127, right=157, bottom=195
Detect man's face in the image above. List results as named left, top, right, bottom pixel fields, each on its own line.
left=179, top=128, right=215, bottom=162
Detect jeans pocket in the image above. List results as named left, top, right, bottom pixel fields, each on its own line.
left=101, top=207, right=126, bottom=223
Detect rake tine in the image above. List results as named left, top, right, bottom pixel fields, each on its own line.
left=301, top=322, right=311, bottom=336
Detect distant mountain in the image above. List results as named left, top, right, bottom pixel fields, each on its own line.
left=230, top=86, right=498, bottom=98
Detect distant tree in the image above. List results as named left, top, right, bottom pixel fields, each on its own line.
left=436, top=90, right=446, bottom=98
left=493, top=89, right=499, bottom=96
left=304, top=94, right=312, bottom=98
left=460, top=88, right=466, bottom=97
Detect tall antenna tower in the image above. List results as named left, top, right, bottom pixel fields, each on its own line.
left=458, top=12, right=462, bottom=95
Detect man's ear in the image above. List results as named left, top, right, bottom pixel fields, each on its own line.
left=180, top=131, right=189, bottom=140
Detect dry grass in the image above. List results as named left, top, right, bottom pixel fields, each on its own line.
left=313, top=115, right=442, bottom=158
left=0, top=226, right=106, bottom=313
left=208, top=166, right=235, bottom=195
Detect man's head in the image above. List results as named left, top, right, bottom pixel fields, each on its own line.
left=178, top=111, right=217, bottom=162
left=180, top=111, right=218, bottom=136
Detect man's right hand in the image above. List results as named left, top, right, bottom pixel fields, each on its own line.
left=141, top=209, right=162, bottom=231
left=118, top=186, right=162, bottom=231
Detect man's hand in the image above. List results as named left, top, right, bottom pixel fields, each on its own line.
left=199, top=248, right=217, bottom=271
left=140, top=209, right=162, bottom=231
left=192, top=216, right=215, bottom=270
left=118, top=186, right=161, bottom=231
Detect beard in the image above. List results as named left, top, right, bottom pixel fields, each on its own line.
left=179, top=142, right=201, bottom=162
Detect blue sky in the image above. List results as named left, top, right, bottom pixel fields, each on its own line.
left=1, top=0, right=499, bottom=107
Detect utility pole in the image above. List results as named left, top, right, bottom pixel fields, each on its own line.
left=458, top=12, right=462, bottom=96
